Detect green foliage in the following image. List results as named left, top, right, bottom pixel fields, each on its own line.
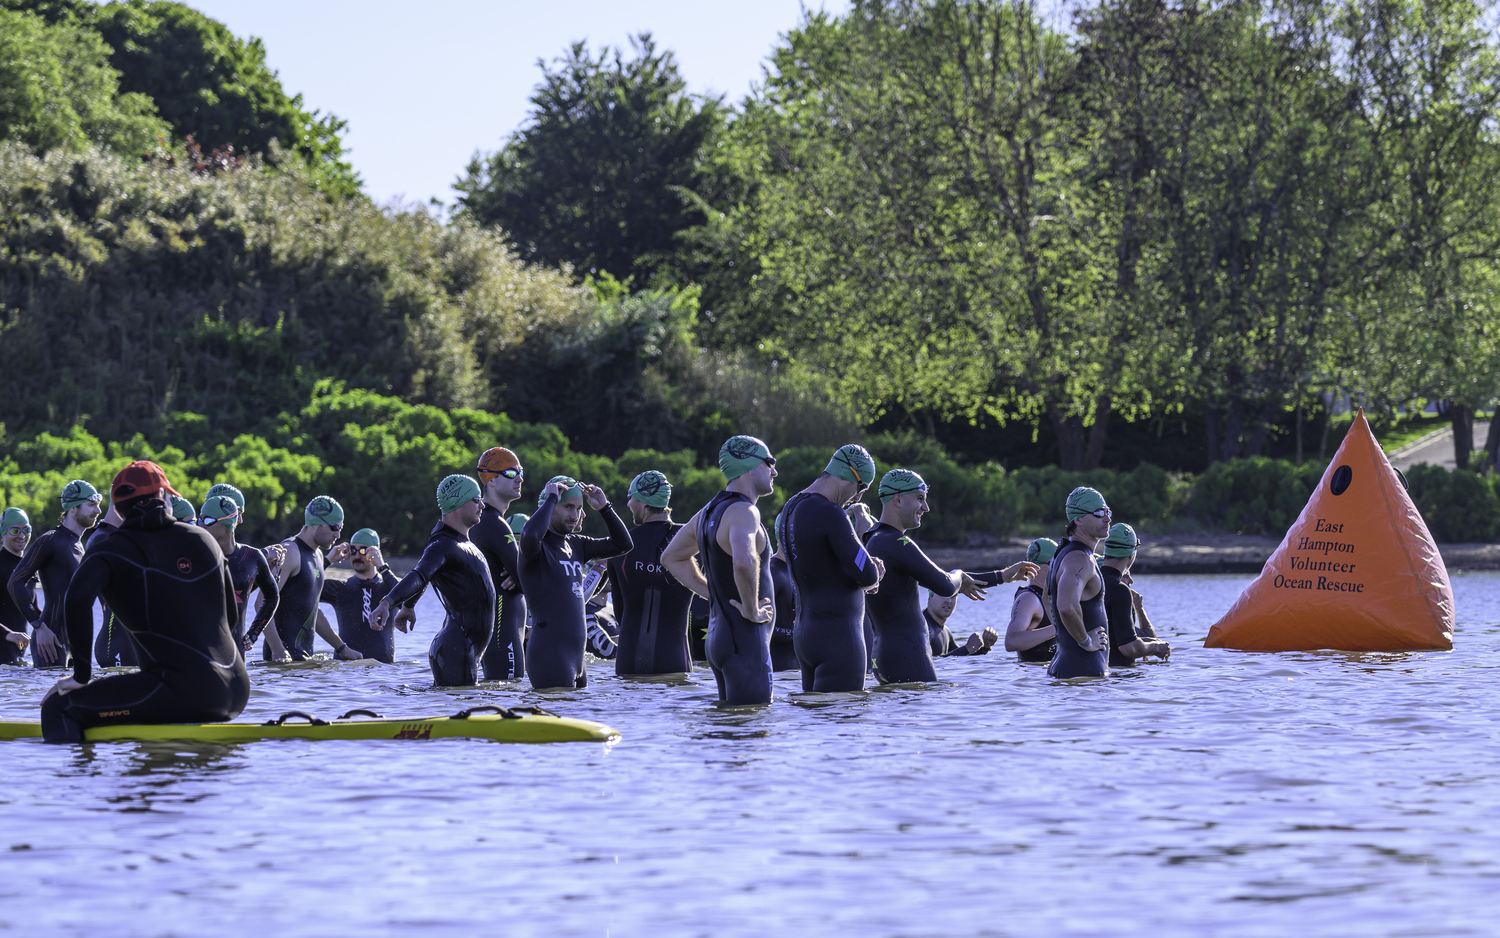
left=1010, top=462, right=1188, bottom=533
left=1405, top=464, right=1500, bottom=543
left=1185, top=458, right=1328, bottom=536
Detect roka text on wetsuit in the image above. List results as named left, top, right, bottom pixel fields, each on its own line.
left=862, top=521, right=962, bottom=684
left=9, top=524, right=85, bottom=669
left=767, top=555, right=799, bottom=671
left=387, top=519, right=496, bottom=686
left=784, top=491, right=880, bottom=692
left=87, top=522, right=137, bottom=668
left=697, top=491, right=775, bottom=703
left=41, top=465, right=249, bottom=742
left=1011, top=584, right=1057, bottom=663
left=323, top=566, right=399, bottom=663
left=470, top=505, right=527, bottom=681
left=224, top=545, right=278, bottom=651
left=1045, top=538, right=1109, bottom=679
left=518, top=488, right=632, bottom=689
left=267, top=535, right=324, bottom=661
left=0, top=548, right=37, bottom=666
left=608, top=519, right=694, bottom=675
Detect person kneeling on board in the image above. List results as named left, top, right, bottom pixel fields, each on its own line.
left=40, top=461, right=250, bottom=743
left=1099, top=524, right=1170, bottom=666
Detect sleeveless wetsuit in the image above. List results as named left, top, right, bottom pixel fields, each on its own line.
left=386, top=521, right=496, bottom=686
left=863, top=523, right=960, bottom=685
left=767, top=556, right=799, bottom=671
left=783, top=491, right=880, bottom=692
left=470, top=505, right=527, bottom=681
left=8, top=524, right=85, bottom=670
left=265, top=536, right=324, bottom=661
left=224, top=544, right=278, bottom=651
left=1012, top=584, right=1058, bottom=663
left=924, top=609, right=990, bottom=657
left=0, top=550, right=36, bottom=665
left=1100, top=567, right=1142, bottom=668
left=517, top=495, right=632, bottom=690
left=86, top=523, right=137, bottom=668
left=697, top=490, right=774, bottom=704
left=1045, top=538, right=1109, bottom=679
left=607, top=519, right=694, bottom=676
left=41, top=505, right=249, bottom=742
left=322, top=567, right=399, bottom=663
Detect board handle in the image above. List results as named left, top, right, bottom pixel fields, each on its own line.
left=451, top=705, right=520, bottom=720
left=262, top=711, right=330, bottom=726
left=338, top=709, right=384, bottom=720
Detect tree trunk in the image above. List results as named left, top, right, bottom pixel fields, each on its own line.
left=1051, top=410, right=1087, bottom=471
left=1485, top=406, right=1500, bottom=473
left=1452, top=403, right=1475, bottom=470
left=1082, top=397, right=1112, bottom=470
left=1220, top=398, right=1246, bottom=461
left=1295, top=398, right=1304, bottom=464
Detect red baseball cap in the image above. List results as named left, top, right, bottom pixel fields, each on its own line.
left=111, top=460, right=180, bottom=503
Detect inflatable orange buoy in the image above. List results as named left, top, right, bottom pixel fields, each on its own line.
left=1204, top=409, right=1454, bottom=652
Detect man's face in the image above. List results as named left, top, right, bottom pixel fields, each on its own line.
left=71, top=501, right=101, bottom=529
left=746, top=460, right=777, bottom=498
left=628, top=497, right=655, bottom=526
left=552, top=496, right=584, bottom=534
left=487, top=470, right=523, bottom=504
left=457, top=498, right=484, bottom=528
left=2, top=526, right=30, bottom=556
left=349, top=545, right=375, bottom=575
left=1077, top=508, right=1111, bottom=541
left=928, top=592, right=957, bottom=620
left=896, top=491, right=930, bottom=529
left=312, top=523, right=341, bottom=550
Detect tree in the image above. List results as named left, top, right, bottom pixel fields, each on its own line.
left=455, top=33, right=728, bottom=284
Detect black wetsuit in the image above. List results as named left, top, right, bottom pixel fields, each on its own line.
left=322, top=567, right=399, bottom=663
left=8, top=524, right=85, bottom=670
left=470, top=505, right=527, bottom=681
left=41, top=504, right=249, bottom=742
left=767, top=556, right=799, bottom=672
left=924, top=609, right=991, bottom=657
left=386, top=521, right=496, bottom=687
left=517, top=495, right=632, bottom=690
left=784, top=491, right=880, bottom=692
left=862, top=523, right=960, bottom=684
left=1101, top=567, right=1142, bottom=668
left=697, top=491, right=774, bottom=704
left=688, top=594, right=709, bottom=662
left=224, top=544, right=278, bottom=651
left=266, top=536, right=325, bottom=661
left=86, top=523, right=137, bottom=668
left=0, top=550, right=36, bottom=665
left=586, top=599, right=618, bottom=660
left=1011, top=584, right=1058, bottom=663
left=607, top=519, right=694, bottom=675
left=1045, top=538, right=1109, bottom=679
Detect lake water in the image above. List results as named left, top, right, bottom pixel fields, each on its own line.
left=0, top=572, right=1494, bottom=937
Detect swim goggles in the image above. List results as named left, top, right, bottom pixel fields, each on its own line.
left=199, top=511, right=241, bottom=528
left=1088, top=507, right=1112, bottom=519
left=2, top=525, right=30, bottom=537
left=489, top=467, right=523, bottom=480
left=350, top=544, right=378, bottom=558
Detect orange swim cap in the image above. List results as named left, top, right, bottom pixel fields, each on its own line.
left=476, top=447, right=520, bottom=484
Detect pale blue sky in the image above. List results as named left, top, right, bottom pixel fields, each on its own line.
left=185, top=1, right=850, bottom=207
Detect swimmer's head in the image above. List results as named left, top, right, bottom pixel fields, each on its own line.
left=206, top=483, right=246, bottom=511
left=1026, top=537, right=1058, bottom=565
left=199, top=494, right=242, bottom=533
left=1064, top=486, right=1110, bottom=538
left=477, top=447, right=523, bottom=500
left=538, top=476, right=582, bottom=508
left=627, top=470, right=671, bottom=525
left=169, top=494, right=196, bottom=522
left=825, top=444, right=876, bottom=500
left=109, top=462, right=176, bottom=521
left=927, top=589, right=958, bottom=621
left=349, top=528, right=382, bottom=572
left=303, top=495, right=344, bottom=549
left=1, top=507, right=30, bottom=555
left=508, top=513, right=529, bottom=534
left=878, top=468, right=929, bottom=530
left=60, top=478, right=103, bottom=528
left=719, top=436, right=777, bottom=495
left=437, top=474, right=483, bottom=515
left=1103, top=522, right=1139, bottom=558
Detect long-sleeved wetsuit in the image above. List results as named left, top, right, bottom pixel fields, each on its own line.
left=783, top=491, right=880, bottom=692
left=1045, top=538, right=1109, bottom=679
left=1010, top=584, right=1057, bottom=663
left=862, top=522, right=960, bottom=684
left=607, top=519, right=693, bottom=676
left=0, top=550, right=36, bottom=666
left=470, top=506, right=527, bottom=681
left=87, top=523, right=137, bottom=668
left=924, top=609, right=991, bottom=657
left=9, top=524, right=85, bottom=669
left=697, top=491, right=774, bottom=704
left=517, top=495, right=632, bottom=690
left=265, top=536, right=324, bottom=661
left=40, top=505, right=249, bottom=742
left=224, top=544, right=278, bottom=651
left=767, top=556, right=799, bottom=671
left=386, top=521, right=496, bottom=686
left=322, top=567, right=399, bottom=663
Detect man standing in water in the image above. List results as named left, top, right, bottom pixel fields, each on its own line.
left=197, top=494, right=280, bottom=653
left=266, top=496, right=361, bottom=662
left=662, top=436, right=779, bottom=704
left=470, top=447, right=527, bottom=681
left=1005, top=538, right=1060, bottom=662
left=518, top=476, right=633, bottom=689
left=321, top=528, right=402, bottom=663
left=782, top=444, right=885, bottom=692
left=608, top=470, right=695, bottom=676
left=373, top=476, right=494, bottom=685
left=923, top=591, right=998, bottom=657
left=9, top=480, right=101, bottom=669
left=41, top=461, right=248, bottom=742
left=1045, top=487, right=1112, bottom=679
left=0, top=509, right=35, bottom=664
left=1099, top=523, right=1171, bottom=667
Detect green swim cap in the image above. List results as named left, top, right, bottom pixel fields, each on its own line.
left=351, top=527, right=381, bottom=548
left=628, top=470, right=672, bottom=509
left=1064, top=486, right=1109, bottom=522
left=170, top=494, right=196, bottom=521
left=200, top=494, right=240, bottom=526
left=878, top=468, right=928, bottom=504
left=826, top=444, right=876, bottom=487
left=1, top=507, right=29, bottom=529
left=1103, top=522, right=1139, bottom=558
left=304, top=495, right=344, bottom=527
left=539, top=475, right=583, bottom=507
left=60, top=479, right=101, bottom=510
left=1026, top=537, right=1058, bottom=564
left=508, top=513, right=529, bottom=533
left=719, top=436, right=773, bottom=481
left=206, top=483, right=245, bottom=510
left=436, top=474, right=482, bottom=514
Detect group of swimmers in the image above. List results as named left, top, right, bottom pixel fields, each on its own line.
left=0, top=435, right=1170, bottom=740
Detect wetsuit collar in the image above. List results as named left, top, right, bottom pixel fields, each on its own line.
left=295, top=532, right=319, bottom=553
left=121, top=502, right=173, bottom=531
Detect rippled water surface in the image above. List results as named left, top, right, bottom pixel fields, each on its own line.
left=1, top=572, right=1496, bottom=937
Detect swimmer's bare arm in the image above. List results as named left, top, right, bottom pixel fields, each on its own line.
left=1004, top=591, right=1056, bottom=652
left=721, top=501, right=772, bottom=624
left=1055, top=552, right=1106, bottom=653
left=661, top=514, right=710, bottom=600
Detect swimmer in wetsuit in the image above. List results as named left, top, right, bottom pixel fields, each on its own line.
left=320, top=527, right=402, bottom=663
left=663, top=436, right=779, bottom=704
left=40, top=461, right=249, bottom=742
left=863, top=469, right=1034, bottom=684
left=470, top=447, right=527, bottom=681
left=1099, top=523, right=1170, bottom=667
left=1044, top=487, right=1113, bottom=679
left=1006, top=537, right=1060, bottom=663
left=0, top=509, right=35, bottom=664
left=517, top=476, right=633, bottom=689
left=766, top=511, right=798, bottom=672
left=782, top=444, right=885, bottom=693
left=375, top=477, right=495, bottom=685
left=265, top=496, right=362, bottom=662
left=923, top=591, right=998, bottom=656
left=9, top=479, right=101, bottom=670
left=608, top=471, right=695, bottom=676
left=197, top=494, right=280, bottom=652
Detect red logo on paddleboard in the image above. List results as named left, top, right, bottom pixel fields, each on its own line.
left=393, top=725, right=431, bottom=740
left=177, top=558, right=192, bottom=574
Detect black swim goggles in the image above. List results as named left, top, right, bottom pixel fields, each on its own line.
left=350, top=544, right=377, bottom=557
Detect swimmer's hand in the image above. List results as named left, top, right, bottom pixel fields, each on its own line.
left=326, top=542, right=351, bottom=565
left=263, top=543, right=286, bottom=566
left=334, top=644, right=363, bottom=661
left=1079, top=627, right=1107, bottom=653
left=1003, top=561, right=1040, bottom=583
left=370, top=599, right=392, bottom=632
left=392, top=607, right=416, bottom=634
left=543, top=479, right=570, bottom=501
left=4, top=631, right=27, bottom=652
left=730, top=596, right=774, bottom=624
left=499, top=574, right=517, bottom=591
left=956, top=571, right=987, bottom=601
left=45, top=676, right=84, bottom=698
left=863, top=556, right=886, bottom=593
left=32, top=624, right=60, bottom=664
left=980, top=627, right=999, bottom=648
left=581, top=484, right=609, bottom=510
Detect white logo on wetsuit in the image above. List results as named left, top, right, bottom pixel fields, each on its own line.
left=362, top=586, right=372, bottom=626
